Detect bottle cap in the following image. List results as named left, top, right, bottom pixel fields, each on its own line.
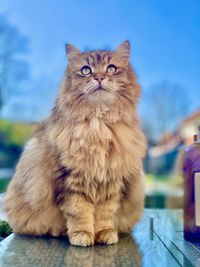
left=194, top=134, right=198, bottom=142
left=194, top=134, right=200, bottom=142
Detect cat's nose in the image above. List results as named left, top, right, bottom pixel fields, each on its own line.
left=93, top=74, right=105, bottom=83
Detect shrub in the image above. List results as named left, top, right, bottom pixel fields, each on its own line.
left=0, top=220, right=12, bottom=238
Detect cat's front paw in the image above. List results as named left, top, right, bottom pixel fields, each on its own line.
left=69, top=231, right=94, bottom=247
left=95, top=229, right=118, bottom=245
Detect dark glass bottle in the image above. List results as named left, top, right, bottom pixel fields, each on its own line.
left=183, top=134, right=200, bottom=241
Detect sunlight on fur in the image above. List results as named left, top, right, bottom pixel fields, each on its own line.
left=3, top=41, right=147, bottom=247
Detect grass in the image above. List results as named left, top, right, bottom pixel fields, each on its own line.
left=0, top=119, right=36, bottom=146
left=145, top=173, right=183, bottom=208
left=146, top=174, right=172, bottom=181
left=146, top=173, right=183, bottom=187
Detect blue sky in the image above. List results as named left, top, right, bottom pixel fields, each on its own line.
left=1, top=0, right=200, bottom=121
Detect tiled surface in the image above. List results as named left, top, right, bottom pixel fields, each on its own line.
left=0, top=210, right=200, bottom=266
left=0, top=234, right=142, bottom=267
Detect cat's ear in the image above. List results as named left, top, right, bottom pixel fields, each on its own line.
left=65, top=43, right=80, bottom=61
left=115, top=40, right=130, bottom=62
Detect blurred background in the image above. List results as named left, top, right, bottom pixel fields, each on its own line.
left=0, top=0, right=200, bottom=209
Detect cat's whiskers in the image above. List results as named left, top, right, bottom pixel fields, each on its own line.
left=101, top=80, right=118, bottom=92
left=83, top=79, right=99, bottom=94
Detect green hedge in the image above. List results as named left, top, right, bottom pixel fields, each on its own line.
left=0, top=179, right=10, bottom=193
left=0, top=220, right=12, bottom=238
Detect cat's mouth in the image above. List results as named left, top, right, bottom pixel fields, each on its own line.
left=93, top=86, right=107, bottom=93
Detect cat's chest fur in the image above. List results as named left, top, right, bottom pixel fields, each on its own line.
left=67, top=115, right=137, bottom=183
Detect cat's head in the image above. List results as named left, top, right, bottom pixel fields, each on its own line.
left=64, top=41, right=139, bottom=104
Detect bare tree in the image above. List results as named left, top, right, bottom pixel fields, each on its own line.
left=0, top=15, right=30, bottom=114
left=140, top=81, right=190, bottom=142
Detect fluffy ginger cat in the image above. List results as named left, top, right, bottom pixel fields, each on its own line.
left=4, top=41, right=146, bottom=247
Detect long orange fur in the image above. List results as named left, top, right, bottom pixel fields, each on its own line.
left=4, top=41, right=146, bottom=246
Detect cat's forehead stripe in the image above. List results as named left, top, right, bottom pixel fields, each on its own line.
left=88, top=54, right=96, bottom=67
left=83, top=51, right=111, bottom=67
left=96, top=53, right=101, bottom=62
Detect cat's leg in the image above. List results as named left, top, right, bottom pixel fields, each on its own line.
left=117, top=171, right=145, bottom=233
left=60, top=193, right=95, bottom=247
left=95, top=195, right=119, bottom=245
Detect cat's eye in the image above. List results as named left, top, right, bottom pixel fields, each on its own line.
left=106, top=64, right=117, bottom=73
left=81, top=66, right=92, bottom=75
